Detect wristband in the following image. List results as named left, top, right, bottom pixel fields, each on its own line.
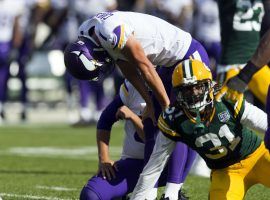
left=237, top=61, right=259, bottom=84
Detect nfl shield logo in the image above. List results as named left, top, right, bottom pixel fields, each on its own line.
left=218, top=111, right=230, bottom=122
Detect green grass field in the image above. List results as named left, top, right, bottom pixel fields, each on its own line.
left=0, top=123, right=270, bottom=200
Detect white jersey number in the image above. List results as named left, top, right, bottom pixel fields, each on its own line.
left=233, top=1, right=264, bottom=31
left=195, top=124, right=241, bottom=159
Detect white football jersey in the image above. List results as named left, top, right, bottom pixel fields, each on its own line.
left=79, top=11, right=192, bottom=67
left=119, top=80, right=146, bottom=160
left=0, top=0, right=24, bottom=42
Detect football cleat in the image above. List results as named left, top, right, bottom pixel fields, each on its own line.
left=159, top=190, right=189, bottom=200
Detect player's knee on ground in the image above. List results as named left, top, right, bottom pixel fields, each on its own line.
left=80, top=186, right=100, bottom=200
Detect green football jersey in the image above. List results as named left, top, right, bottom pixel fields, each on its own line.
left=218, top=0, right=264, bottom=65
left=158, top=98, right=262, bottom=169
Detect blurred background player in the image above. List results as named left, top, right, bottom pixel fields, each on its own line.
left=216, top=0, right=270, bottom=108
left=39, top=0, right=118, bottom=125
left=145, top=0, right=193, bottom=31
left=14, top=0, right=48, bottom=121
left=192, top=0, right=221, bottom=78
left=80, top=79, right=146, bottom=199
left=0, top=0, right=24, bottom=122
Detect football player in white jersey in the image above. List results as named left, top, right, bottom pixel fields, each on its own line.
left=64, top=11, right=211, bottom=199
left=80, top=79, right=193, bottom=200
left=80, top=79, right=146, bottom=199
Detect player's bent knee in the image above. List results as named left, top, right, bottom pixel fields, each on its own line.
left=80, top=186, right=101, bottom=200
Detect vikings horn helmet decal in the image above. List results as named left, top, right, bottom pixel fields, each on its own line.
left=64, top=37, right=114, bottom=81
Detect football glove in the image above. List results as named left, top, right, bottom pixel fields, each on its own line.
left=215, top=82, right=244, bottom=103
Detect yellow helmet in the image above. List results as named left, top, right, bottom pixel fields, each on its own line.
left=172, top=59, right=214, bottom=112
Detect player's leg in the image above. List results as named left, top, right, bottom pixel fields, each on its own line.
left=161, top=143, right=196, bottom=200
left=210, top=167, right=245, bottom=200
left=0, top=42, right=12, bottom=121
left=264, top=86, right=270, bottom=149
left=17, top=37, right=29, bottom=120
left=90, top=80, right=108, bottom=121
left=248, top=144, right=270, bottom=188
left=248, top=66, right=270, bottom=105
left=80, top=158, right=144, bottom=200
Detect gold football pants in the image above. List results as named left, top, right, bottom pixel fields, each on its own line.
left=209, top=142, right=270, bottom=200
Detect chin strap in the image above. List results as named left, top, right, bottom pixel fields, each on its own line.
left=194, top=110, right=205, bottom=134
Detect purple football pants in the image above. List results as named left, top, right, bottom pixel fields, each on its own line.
left=0, top=42, right=12, bottom=103
left=264, top=86, right=270, bottom=150
left=80, top=158, right=144, bottom=200
left=144, top=39, right=210, bottom=185
left=17, top=36, right=31, bottom=104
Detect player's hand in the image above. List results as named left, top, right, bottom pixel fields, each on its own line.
left=264, top=86, right=270, bottom=150
left=116, top=106, right=133, bottom=120
left=98, top=159, right=118, bottom=180
left=215, top=77, right=245, bottom=102
left=142, top=102, right=156, bottom=126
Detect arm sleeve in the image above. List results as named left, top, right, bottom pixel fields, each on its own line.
left=97, top=95, right=123, bottom=131
left=240, top=101, right=267, bottom=133
left=130, top=133, right=176, bottom=200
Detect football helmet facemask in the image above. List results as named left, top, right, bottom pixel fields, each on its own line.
left=64, top=36, right=114, bottom=81
left=172, top=59, right=214, bottom=112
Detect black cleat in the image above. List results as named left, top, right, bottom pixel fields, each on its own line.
left=160, top=194, right=169, bottom=200
left=159, top=190, right=189, bottom=200
left=21, top=111, right=27, bottom=121
left=178, top=189, right=189, bottom=200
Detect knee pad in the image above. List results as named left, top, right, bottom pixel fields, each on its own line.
left=80, top=186, right=100, bottom=200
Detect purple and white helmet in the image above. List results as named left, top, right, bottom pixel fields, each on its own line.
left=64, top=37, right=114, bottom=81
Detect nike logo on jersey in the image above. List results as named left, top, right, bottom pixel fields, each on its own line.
left=71, top=51, right=96, bottom=71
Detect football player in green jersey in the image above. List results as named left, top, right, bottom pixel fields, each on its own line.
left=217, top=28, right=270, bottom=104
left=216, top=0, right=270, bottom=105
left=130, top=59, right=269, bottom=200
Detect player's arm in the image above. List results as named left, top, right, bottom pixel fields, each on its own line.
left=264, top=86, right=270, bottom=150
left=116, top=59, right=155, bottom=120
left=130, top=133, right=176, bottom=200
left=116, top=105, right=145, bottom=141
left=96, top=95, right=123, bottom=180
left=121, top=35, right=170, bottom=110
left=239, top=100, right=267, bottom=133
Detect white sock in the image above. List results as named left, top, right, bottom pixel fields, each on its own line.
left=145, top=187, right=158, bottom=200
left=80, top=107, right=92, bottom=121
left=164, top=182, right=183, bottom=200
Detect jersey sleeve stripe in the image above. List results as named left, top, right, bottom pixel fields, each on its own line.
left=120, top=83, right=129, bottom=97
left=158, top=116, right=180, bottom=137
left=113, top=25, right=125, bottom=49
left=233, top=94, right=244, bottom=118
left=118, top=25, right=125, bottom=49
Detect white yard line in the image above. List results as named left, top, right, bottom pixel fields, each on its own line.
left=0, top=193, right=72, bottom=200
left=36, top=185, right=77, bottom=191
left=0, top=146, right=121, bottom=159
